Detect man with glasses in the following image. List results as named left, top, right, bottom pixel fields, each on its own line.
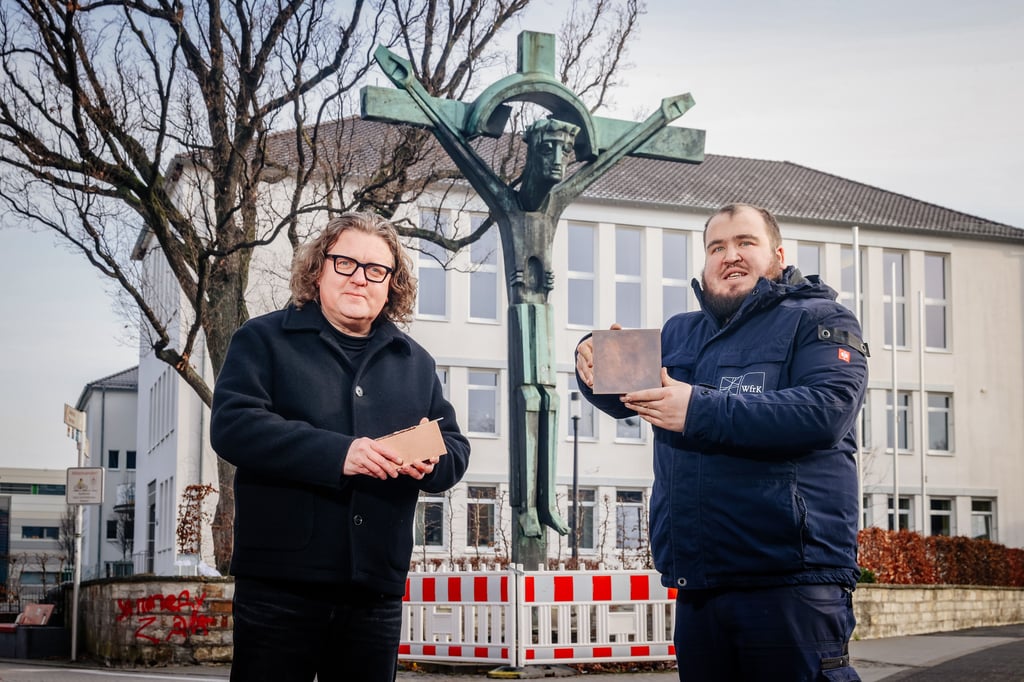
left=211, top=212, right=470, bottom=681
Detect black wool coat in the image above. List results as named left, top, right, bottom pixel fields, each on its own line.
left=210, top=302, right=470, bottom=595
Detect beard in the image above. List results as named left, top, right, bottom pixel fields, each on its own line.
left=701, top=285, right=746, bottom=324
left=701, top=259, right=785, bottom=324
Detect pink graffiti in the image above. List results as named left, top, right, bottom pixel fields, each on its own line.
left=115, top=590, right=219, bottom=643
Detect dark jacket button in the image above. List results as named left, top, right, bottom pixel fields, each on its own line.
left=354, top=385, right=364, bottom=397
left=353, top=515, right=363, bottom=526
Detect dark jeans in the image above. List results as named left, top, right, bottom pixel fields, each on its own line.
left=674, top=584, right=861, bottom=681
left=230, top=576, right=404, bottom=682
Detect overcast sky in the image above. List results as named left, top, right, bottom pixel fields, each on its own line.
left=2, top=0, right=1022, bottom=470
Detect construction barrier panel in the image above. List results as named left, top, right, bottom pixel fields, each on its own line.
left=517, top=569, right=676, bottom=666
left=400, top=569, right=514, bottom=664
left=399, top=566, right=676, bottom=668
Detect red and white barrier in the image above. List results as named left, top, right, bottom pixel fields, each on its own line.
left=399, top=567, right=677, bottom=668
left=400, top=569, right=514, bottom=664
left=517, top=570, right=676, bottom=666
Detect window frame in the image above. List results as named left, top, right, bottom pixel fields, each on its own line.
left=467, top=369, right=500, bottom=436
left=614, top=226, right=643, bottom=329
left=414, top=492, right=447, bottom=549
left=924, top=253, right=950, bottom=351
left=615, top=489, right=645, bottom=550
left=882, top=250, right=908, bottom=349
left=468, top=214, right=500, bottom=323
left=926, top=392, right=953, bottom=454
left=416, top=209, right=451, bottom=320
left=466, top=485, right=498, bottom=549
left=566, top=222, right=596, bottom=328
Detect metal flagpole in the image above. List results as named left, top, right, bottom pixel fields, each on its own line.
left=918, top=290, right=928, bottom=535
left=890, top=263, right=899, bottom=529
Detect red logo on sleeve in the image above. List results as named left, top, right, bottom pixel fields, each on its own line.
left=838, top=348, right=851, bottom=363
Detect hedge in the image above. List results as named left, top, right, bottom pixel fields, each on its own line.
left=857, top=528, right=1024, bottom=586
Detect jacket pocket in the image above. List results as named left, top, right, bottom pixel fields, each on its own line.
left=701, top=466, right=805, bottom=578
left=716, top=335, right=792, bottom=394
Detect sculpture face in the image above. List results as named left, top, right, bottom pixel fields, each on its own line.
left=530, top=130, right=574, bottom=183
left=519, top=120, right=580, bottom=210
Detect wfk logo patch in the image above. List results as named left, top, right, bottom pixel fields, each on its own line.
left=719, top=371, right=767, bottom=395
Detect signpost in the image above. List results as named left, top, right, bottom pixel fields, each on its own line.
left=63, top=404, right=100, bottom=662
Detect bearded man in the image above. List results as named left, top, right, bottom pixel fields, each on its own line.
left=575, top=203, right=869, bottom=681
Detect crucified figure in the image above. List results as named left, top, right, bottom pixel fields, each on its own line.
left=370, top=41, right=695, bottom=567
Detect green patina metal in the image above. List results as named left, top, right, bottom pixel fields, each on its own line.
left=361, top=31, right=705, bottom=570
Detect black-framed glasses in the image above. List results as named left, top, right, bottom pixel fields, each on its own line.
left=325, top=254, right=394, bottom=283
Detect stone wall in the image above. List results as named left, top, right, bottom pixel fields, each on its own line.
left=77, top=576, right=233, bottom=666
left=75, top=577, right=1024, bottom=663
left=853, top=584, right=1024, bottom=639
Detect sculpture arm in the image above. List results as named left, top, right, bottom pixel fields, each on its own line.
left=374, top=46, right=516, bottom=214
left=549, top=93, right=695, bottom=211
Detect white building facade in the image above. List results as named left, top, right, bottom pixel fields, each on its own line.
left=75, top=367, right=139, bottom=580
left=0, top=467, right=70, bottom=603
left=128, top=121, right=1024, bottom=573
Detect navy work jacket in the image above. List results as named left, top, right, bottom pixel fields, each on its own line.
left=211, top=302, right=470, bottom=595
left=579, top=267, right=868, bottom=591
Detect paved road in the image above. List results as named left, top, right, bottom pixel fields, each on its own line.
left=1, top=624, right=1022, bottom=681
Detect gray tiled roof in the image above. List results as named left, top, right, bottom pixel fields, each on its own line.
left=584, top=154, right=1023, bottom=241
left=76, top=366, right=139, bottom=408
left=260, top=117, right=1024, bottom=243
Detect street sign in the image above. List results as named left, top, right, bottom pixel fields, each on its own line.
left=66, top=467, right=104, bottom=505
left=63, top=403, right=86, bottom=431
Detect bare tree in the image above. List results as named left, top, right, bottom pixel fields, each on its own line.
left=57, top=507, right=76, bottom=570
left=0, top=0, right=642, bottom=573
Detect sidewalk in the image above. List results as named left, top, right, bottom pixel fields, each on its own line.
left=849, top=623, right=1024, bottom=681
left=0, top=624, right=1021, bottom=681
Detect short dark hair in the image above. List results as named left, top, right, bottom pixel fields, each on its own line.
left=703, top=203, right=782, bottom=251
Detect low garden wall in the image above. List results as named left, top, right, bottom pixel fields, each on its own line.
left=853, top=584, right=1024, bottom=639
left=74, top=576, right=1023, bottom=664
left=77, top=576, right=233, bottom=666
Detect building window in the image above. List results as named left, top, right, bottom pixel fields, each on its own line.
left=126, top=450, right=137, bottom=469
left=415, top=493, right=446, bottom=548
left=862, top=494, right=873, bottom=530
left=615, top=227, right=643, bottom=328
left=615, top=490, right=645, bottom=550
left=616, top=414, right=643, bottom=441
left=887, top=495, right=912, bottom=531
left=108, top=450, right=120, bottom=469
left=886, top=391, right=913, bottom=452
left=662, top=230, right=689, bottom=322
left=924, top=254, right=949, bottom=350
left=882, top=250, right=907, bottom=347
left=859, top=394, right=872, bottom=450
left=0, top=483, right=65, bottom=495
left=146, top=480, right=156, bottom=574
left=417, top=210, right=450, bottom=318
left=469, top=215, right=499, bottom=321
left=568, top=488, right=596, bottom=551
left=927, top=393, right=953, bottom=453
left=567, top=223, right=596, bottom=327
left=467, top=485, right=497, bottom=548
left=971, top=499, right=994, bottom=540
left=796, top=242, right=822, bottom=276
left=436, top=367, right=449, bottom=401
left=467, top=370, right=499, bottom=435
left=106, top=519, right=119, bottom=540
left=567, top=379, right=596, bottom=439
left=929, top=498, right=953, bottom=536
left=20, top=526, right=59, bottom=540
